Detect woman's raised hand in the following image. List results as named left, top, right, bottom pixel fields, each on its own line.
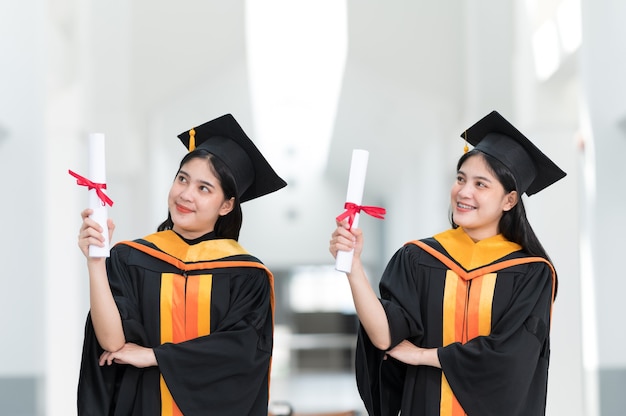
left=78, top=208, right=115, bottom=259
left=329, top=219, right=364, bottom=261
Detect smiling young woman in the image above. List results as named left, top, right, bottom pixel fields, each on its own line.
left=76, top=114, right=286, bottom=416
left=166, top=157, right=235, bottom=240
left=450, top=153, right=518, bottom=242
left=329, top=110, right=566, bottom=416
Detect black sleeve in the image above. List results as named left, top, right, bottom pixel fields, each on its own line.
left=354, top=245, right=424, bottom=416
left=378, top=245, right=429, bottom=348
left=355, top=325, right=406, bottom=416
left=77, top=245, right=141, bottom=416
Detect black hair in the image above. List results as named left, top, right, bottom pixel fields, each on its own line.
left=157, top=148, right=243, bottom=240
left=451, top=149, right=558, bottom=297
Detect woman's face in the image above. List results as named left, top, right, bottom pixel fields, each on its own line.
left=168, top=157, right=234, bottom=240
left=450, top=154, right=517, bottom=242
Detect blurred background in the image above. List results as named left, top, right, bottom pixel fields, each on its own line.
left=1, top=0, right=623, bottom=415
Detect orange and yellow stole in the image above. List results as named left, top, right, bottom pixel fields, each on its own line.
left=411, top=228, right=554, bottom=416
left=121, top=231, right=274, bottom=416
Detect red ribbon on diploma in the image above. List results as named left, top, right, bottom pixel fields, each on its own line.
left=336, top=202, right=386, bottom=229
left=68, top=169, right=114, bottom=207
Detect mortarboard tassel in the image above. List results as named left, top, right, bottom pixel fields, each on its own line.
left=189, top=128, right=196, bottom=152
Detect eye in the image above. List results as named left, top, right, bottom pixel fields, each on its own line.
left=199, top=185, right=210, bottom=193
left=177, top=175, right=188, bottom=183
left=456, top=175, right=465, bottom=183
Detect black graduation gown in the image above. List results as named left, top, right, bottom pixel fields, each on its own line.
left=77, top=230, right=275, bottom=416
left=355, top=228, right=556, bottom=416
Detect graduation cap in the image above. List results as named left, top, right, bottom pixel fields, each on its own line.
left=461, top=111, right=566, bottom=196
left=177, top=114, right=287, bottom=202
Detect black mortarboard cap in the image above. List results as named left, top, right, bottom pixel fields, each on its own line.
left=177, top=114, right=287, bottom=202
left=461, top=111, right=566, bottom=196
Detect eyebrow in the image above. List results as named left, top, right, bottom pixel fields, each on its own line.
left=457, top=169, right=493, bottom=183
left=178, top=169, right=216, bottom=189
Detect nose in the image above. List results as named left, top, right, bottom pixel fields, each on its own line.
left=456, top=183, right=472, bottom=199
left=179, top=186, right=193, bottom=202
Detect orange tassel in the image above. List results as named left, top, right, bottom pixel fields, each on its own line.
left=189, top=128, right=196, bottom=152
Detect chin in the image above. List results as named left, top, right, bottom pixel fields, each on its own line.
left=451, top=213, right=470, bottom=228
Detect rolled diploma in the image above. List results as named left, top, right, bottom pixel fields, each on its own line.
left=88, top=133, right=110, bottom=257
left=335, top=149, right=369, bottom=273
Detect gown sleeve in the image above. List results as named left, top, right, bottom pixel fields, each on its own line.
left=77, top=245, right=148, bottom=416
left=355, top=325, right=406, bottom=416
left=153, top=268, right=273, bottom=416
left=355, top=245, right=424, bottom=416
left=437, top=261, right=554, bottom=416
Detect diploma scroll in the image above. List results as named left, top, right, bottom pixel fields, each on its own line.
left=88, top=133, right=111, bottom=258
left=335, top=149, right=369, bottom=273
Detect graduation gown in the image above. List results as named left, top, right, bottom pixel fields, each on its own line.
left=356, top=227, right=556, bottom=416
left=77, top=230, right=275, bottom=416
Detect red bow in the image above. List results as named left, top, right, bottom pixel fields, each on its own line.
left=336, top=202, right=386, bottom=229
left=68, top=170, right=114, bottom=207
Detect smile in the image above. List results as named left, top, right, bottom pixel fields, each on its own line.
left=457, top=202, right=475, bottom=210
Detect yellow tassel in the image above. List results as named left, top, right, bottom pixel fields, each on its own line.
left=189, top=128, right=196, bottom=152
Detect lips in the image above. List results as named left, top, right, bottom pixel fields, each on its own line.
left=456, top=202, right=476, bottom=211
left=175, top=204, right=194, bottom=214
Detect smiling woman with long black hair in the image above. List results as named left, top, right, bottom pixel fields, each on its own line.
left=329, top=111, right=566, bottom=416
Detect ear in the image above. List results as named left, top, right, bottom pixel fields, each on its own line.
left=503, top=191, right=518, bottom=212
left=219, top=197, right=235, bottom=216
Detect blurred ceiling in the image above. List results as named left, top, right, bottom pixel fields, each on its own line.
left=123, top=1, right=472, bottom=201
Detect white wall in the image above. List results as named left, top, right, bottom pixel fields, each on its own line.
left=580, top=2, right=626, bottom=413
left=0, top=1, right=58, bottom=415
left=0, top=0, right=46, bottom=377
